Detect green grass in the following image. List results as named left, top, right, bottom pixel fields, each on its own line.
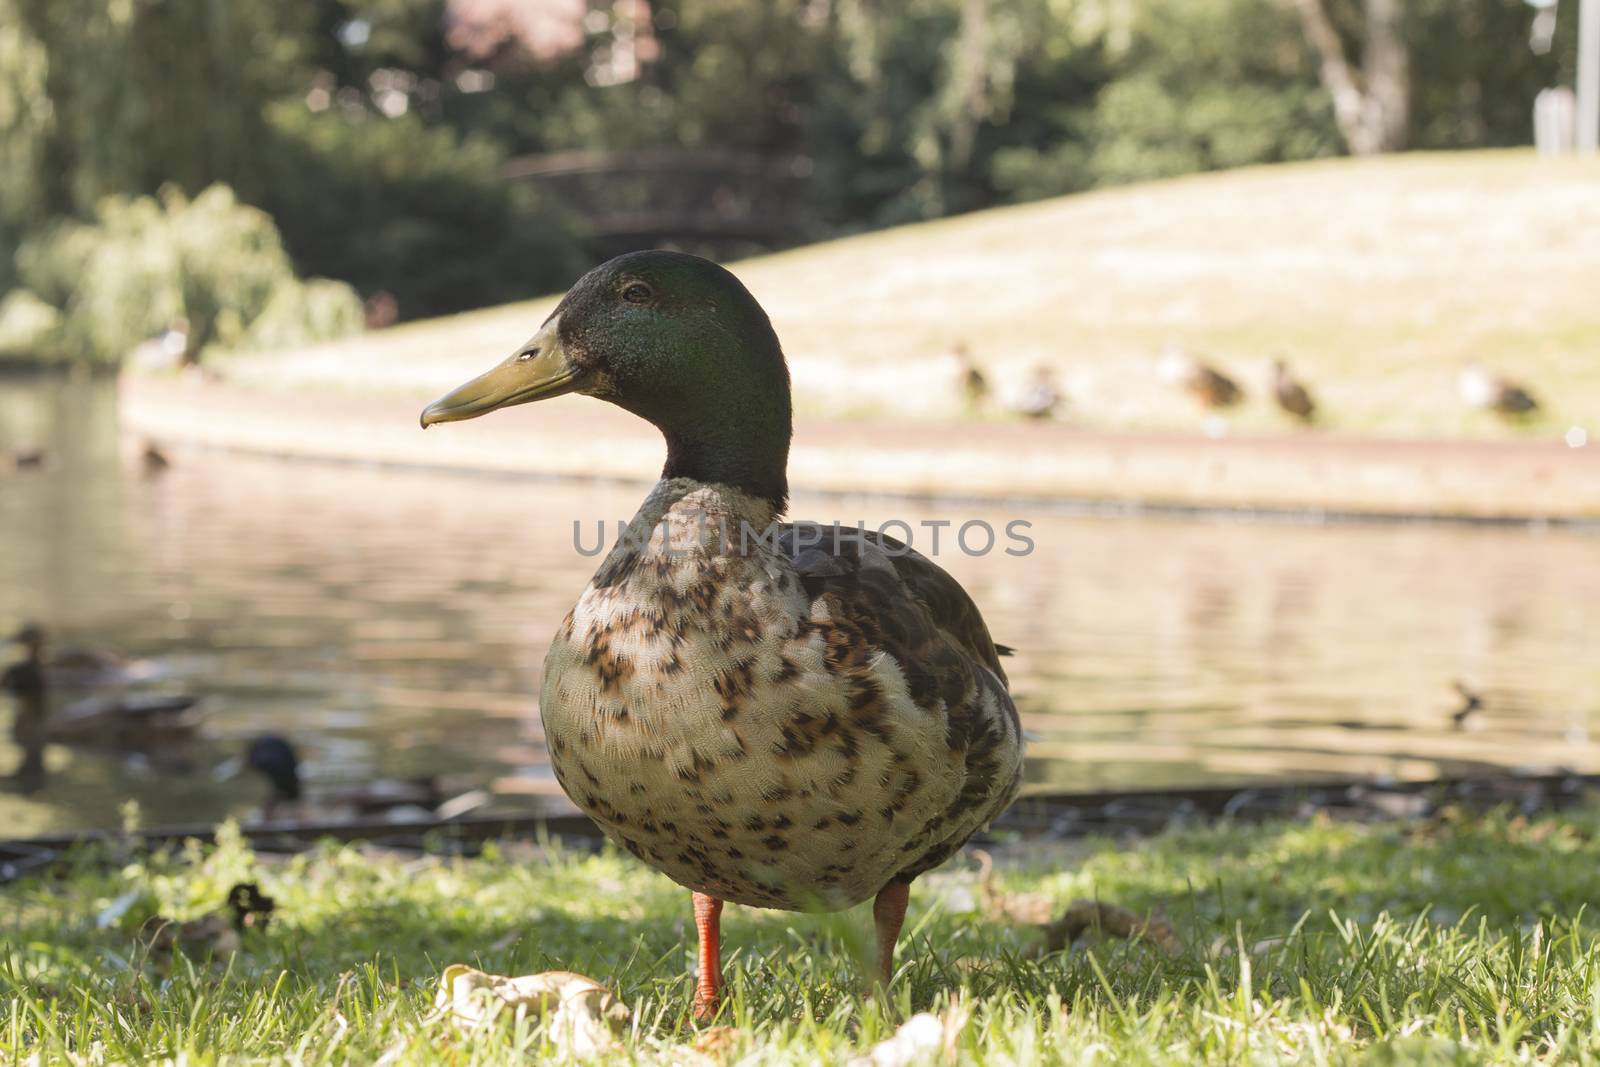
left=7, top=808, right=1600, bottom=1063
left=227, top=150, right=1600, bottom=440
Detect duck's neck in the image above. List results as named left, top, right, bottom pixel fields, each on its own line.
left=7, top=648, right=48, bottom=720
left=270, top=769, right=303, bottom=803
left=660, top=422, right=789, bottom=517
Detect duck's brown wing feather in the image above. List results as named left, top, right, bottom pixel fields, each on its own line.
left=776, top=523, right=1023, bottom=879
left=776, top=524, right=1010, bottom=696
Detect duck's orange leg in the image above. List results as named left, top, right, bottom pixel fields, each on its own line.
left=872, top=879, right=911, bottom=986
left=692, top=892, right=725, bottom=1019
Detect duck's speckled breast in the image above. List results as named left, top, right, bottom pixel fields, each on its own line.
left=538, top=480, right=1008, bottom=910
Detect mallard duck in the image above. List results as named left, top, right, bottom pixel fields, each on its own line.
left=44, top=692, right=202, bottom=745
left=141, top=439, right=172, bottom=473
left=128, top=320, right=191, bottom=372
left=364, top=290, right=400, bottom=330
left=1458, top=363, right=1539, bottom=419
left=242, top=734, right=487, bottom=823
left=2, top=631, right=49, bottom=783
left=1160, top=348, right=1244, bottom=410
left=136, top=881, right=276, bottom=965
left=420, top=251, right=1024, bottom=1016
left=1450, top=680, right=1484, bottom=729
left=2, top=625, right=201, bottom=747
left=951, top=343, right=989, bottom=412
left=7, top=622, right=157, bottom=687
left=1012, top=364, right=1062, bottom=421
left=1271, top=359, right=1316, bottom=423
left=4, top=448, right=45, bottom=473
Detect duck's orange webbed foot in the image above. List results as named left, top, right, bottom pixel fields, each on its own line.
left=692, top=892, right=725, bottom=1020
left=873, top=879, right=911, bottom=989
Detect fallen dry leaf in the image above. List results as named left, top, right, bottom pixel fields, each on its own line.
left=434, top=965, right=630, bottom=1058
left=689, top=1025, right=744, bottom=1062
left=849, top=1000, right=969, bottom=1067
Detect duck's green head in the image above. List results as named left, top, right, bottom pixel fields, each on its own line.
left=421, top=251, right=792, bottom=512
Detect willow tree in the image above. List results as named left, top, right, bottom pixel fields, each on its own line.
left=11, top=0, right=318, bottom=215
left=1292, top=0, right=1410, bottom=154
left=0, top=0, right=50, bottom=244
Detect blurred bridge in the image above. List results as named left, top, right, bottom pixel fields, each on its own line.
left=501, top=148, right=821, bottom=257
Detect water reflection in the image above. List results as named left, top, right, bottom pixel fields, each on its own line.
left=2, top=375, right=1597, bottom=834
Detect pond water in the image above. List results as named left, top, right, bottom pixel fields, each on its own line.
left=2, top=374, right=1598, bottom=835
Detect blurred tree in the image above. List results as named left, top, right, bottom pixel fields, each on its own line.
left=12, top=0, right=318, bottom=214
left=0, top=0, right=1585, bottom=348
left=304, top=0, right=454, bottom=90
left=994, top=0, right=1335, bottom=198
left=732, top=0, right=1107, bottom=225
left=0, top=0, right=51, bottom=246
left=14, top=185, right=361, bottom=368
left=1290, top=0, right=1576, bottom=154
left=259, top=103, right=584, bottom=318
left=812, top=0, right=976, bottom=223
left=0, top=289, right=62, bottom=363
left=1405, top=0, right=1578, bottom=149
left=1294, top=0, right=1410, bottom=153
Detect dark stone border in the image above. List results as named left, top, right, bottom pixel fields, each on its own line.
left=5, top=771, right=1593, bottom=885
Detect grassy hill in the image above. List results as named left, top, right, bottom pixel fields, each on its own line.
left=230, top=151, right=1600, bottom=439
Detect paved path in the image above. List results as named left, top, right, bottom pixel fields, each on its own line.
left=120, top=375, right=1600, bottom=522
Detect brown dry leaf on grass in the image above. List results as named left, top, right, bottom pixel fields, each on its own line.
left=848, top=999, right=971, bottom=1067
left=690, top=1026, right=745, bottom=1060
left=433, top=965, right=630, bottom=1058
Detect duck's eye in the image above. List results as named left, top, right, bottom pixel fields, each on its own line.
left=517, top=347, right=539, bottom=362
left=622, top=282, right=654, bottom=305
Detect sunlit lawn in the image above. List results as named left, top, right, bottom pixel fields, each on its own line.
left=7, top=807, right=1600, bottom=1063
left=227, top=150, right=1600, bottom=439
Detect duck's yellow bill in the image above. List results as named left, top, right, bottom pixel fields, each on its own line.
left=419, top=315, right=581, bottom=428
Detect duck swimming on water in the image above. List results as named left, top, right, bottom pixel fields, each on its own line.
left=2, top=625, right=201, bottom=748
left=242, top=734, right=486, bottom=823
left=8, top=622, right=135, bottom=686
left=421, top=251, right=1024, bottom=1016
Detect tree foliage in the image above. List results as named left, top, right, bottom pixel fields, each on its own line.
left=0, top=0, right=1583, bottom=361
left=13, top=186, right=361, bottom=368
left=1405, top=0, right=1581, bottom=149
left=10, top=0, right=316, bottom=216
left=259, top=103, right=585, bottom=319
left=0, top=1, right=50, bottom=241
